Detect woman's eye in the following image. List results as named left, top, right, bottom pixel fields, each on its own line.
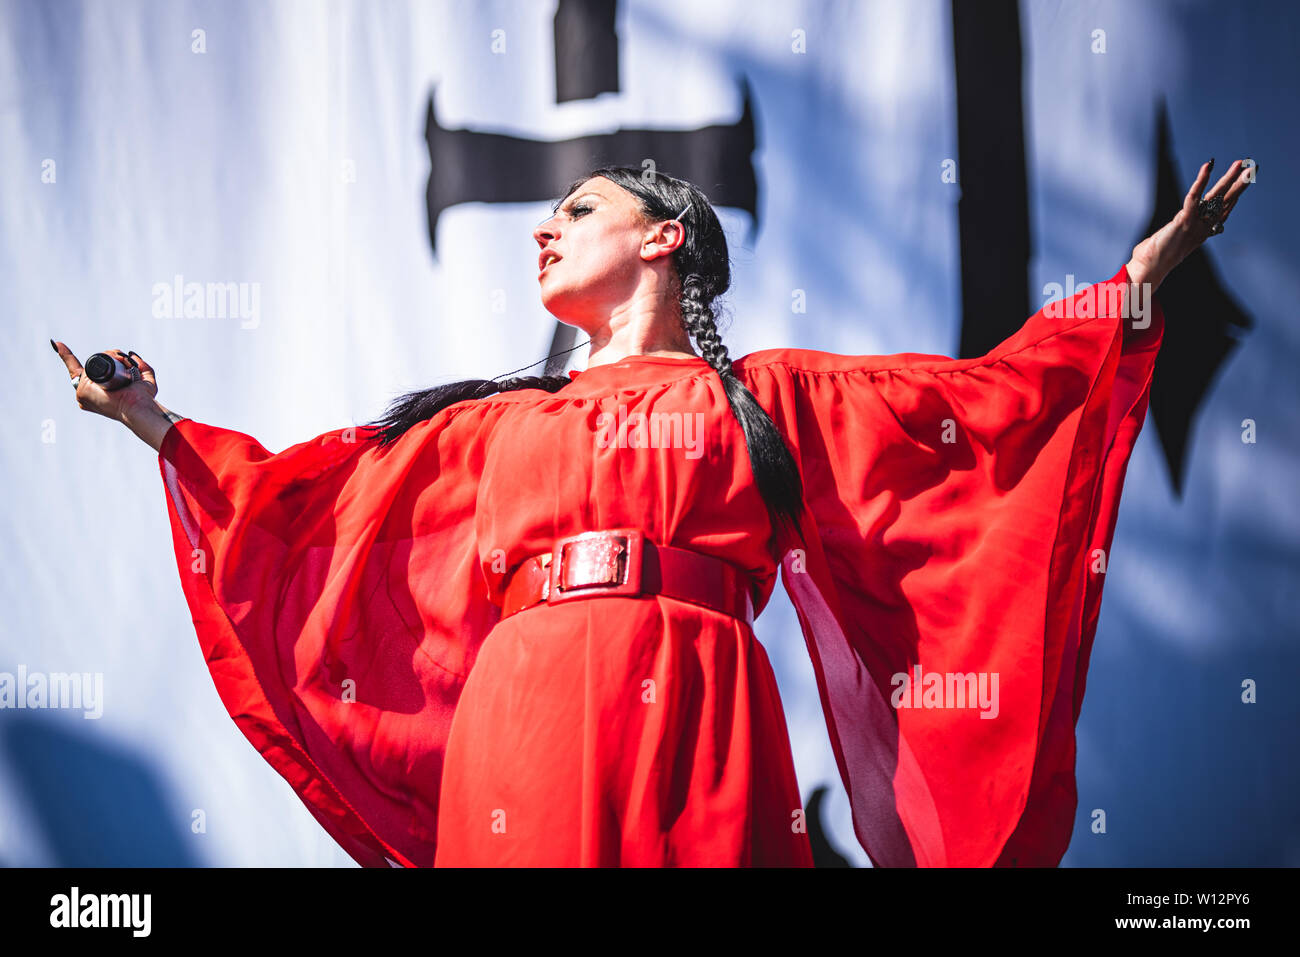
left=568, top=204, right=592, bottom=218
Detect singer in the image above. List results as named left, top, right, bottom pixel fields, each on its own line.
left=52, top=159, right=1253, bottom=867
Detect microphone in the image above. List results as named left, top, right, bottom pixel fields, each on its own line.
left=84, top=353, right=140, bottom=391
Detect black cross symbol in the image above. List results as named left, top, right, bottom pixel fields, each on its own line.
left=424, top=0, right=759, bottom=371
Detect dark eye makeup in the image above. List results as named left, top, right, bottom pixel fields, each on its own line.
left=540, top=201, right=594, bottom=227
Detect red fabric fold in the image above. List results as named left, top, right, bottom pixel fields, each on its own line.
left=733, top=264, right=1163, bottom=866
left=159, top=411, right=501, bottom=867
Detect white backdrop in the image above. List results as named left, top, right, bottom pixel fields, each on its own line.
left=2, top=0, right=1296, bottom=866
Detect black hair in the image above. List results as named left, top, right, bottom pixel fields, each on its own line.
left=365, top=166, right=805, bottom=542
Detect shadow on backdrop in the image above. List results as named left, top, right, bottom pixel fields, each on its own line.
left=2, top=711, right=198, bottom=866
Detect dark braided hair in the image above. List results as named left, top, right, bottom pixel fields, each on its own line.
left=366, top=165, right=804, bottom=542
left=366, top=373, right=571, bottom=446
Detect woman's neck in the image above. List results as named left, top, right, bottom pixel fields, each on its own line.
left=582, top=315, right=697, bottom=369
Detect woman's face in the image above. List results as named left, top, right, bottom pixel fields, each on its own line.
left=533, top=176, right=663, bottom=329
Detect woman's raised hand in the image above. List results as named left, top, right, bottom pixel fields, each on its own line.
left=50, top=340, right=180, bottom=452
left=51, top=341, right=158, bottom=421
left=1127, top=157, right=1257, bottom=292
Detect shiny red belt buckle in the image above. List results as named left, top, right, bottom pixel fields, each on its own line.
left=545, top=529, right=645, bottom=604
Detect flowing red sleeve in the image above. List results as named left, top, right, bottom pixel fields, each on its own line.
left=156, top=408, right=499, bottom=867
left=734, top=264, right=1163, bottom=867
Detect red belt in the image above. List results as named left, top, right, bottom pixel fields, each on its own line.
left=499, top=529, right=755, bottom=625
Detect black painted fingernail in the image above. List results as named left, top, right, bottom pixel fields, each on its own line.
left=49, top=338, right=57, bottom=352
left=1208, top=158, right=1215, bottom=173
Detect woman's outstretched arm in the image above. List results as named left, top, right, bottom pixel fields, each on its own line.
left=1125, top=157, right=1256, bottom=296
left=50, top=340, right=185, bottom=452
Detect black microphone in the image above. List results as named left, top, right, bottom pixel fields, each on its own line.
left=84, top=353, right=139, bottom=390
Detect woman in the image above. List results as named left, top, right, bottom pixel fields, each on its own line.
left=52, top=159, right=1254, bottom=867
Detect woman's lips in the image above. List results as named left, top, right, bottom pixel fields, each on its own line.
left=538, top=249, right=562, bottom=275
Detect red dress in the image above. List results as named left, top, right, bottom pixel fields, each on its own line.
left=157, top=264, right=1163, bottom=867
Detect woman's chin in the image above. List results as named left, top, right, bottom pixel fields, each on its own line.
left=539, top=293, right=585, bottom=328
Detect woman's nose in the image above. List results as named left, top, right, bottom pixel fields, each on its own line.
left=533, top=217, right=558, bottom=246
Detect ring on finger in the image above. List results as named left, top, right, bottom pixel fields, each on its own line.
left=70, top=374, right=81, bottom=388
left=1196, top=195, right=1226, bottom=235
left=1197, top=194, right=1224, bottom=221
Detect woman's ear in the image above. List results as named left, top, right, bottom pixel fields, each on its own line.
left=641, top=219, right=685, bottom=262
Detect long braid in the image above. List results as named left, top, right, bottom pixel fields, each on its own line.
left=366, top=324, right=592, bottom=448
left=496, top=375, right=571, bottom=392
left=680, top=274, right=806, bottom=543
left=680, top=275, right=732, bottom=375
left=367, top=373, right=572, bottom=449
